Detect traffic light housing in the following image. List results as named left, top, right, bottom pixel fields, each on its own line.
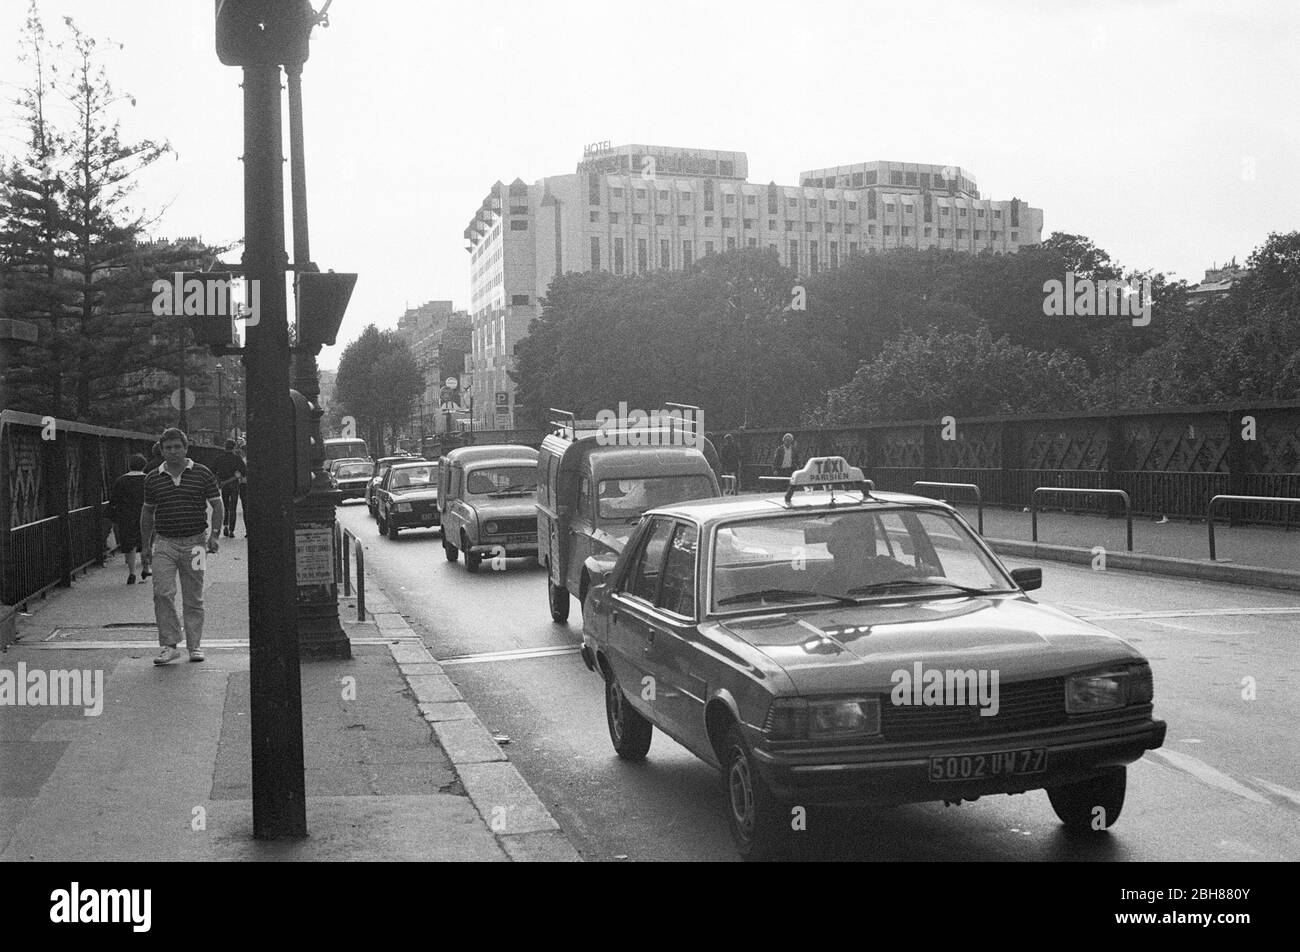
left=289, top=389, right=319, bottom=497
left=295, top=271, right=356, bottom=349
left=215, top=0, right=315, bottom=67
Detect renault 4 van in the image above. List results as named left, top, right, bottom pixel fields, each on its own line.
left=438, top=444, right=541, bottom=573
left=537, top=408, right=721, bottom=622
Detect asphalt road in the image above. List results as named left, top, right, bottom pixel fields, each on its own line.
left=337, top=502, right=1300, bottom=862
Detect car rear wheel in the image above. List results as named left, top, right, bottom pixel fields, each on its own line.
left=548, top=578, right=570, bottom=622
left=1047, top=767, right=1126, bottom=832
left=604, top=671, right=652, bottom=762
left=443, top=537, right=459, bottom=562
left=376, top=514, right=388, bottom=536
left=723, top=724, right=788, bottom=861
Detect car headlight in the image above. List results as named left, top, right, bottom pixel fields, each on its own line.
left=1066, top=663, right=1153, bottom=713
left=764, top=697, right=881, bottom=741
left=396, top=503, right=412, bottom=512
left=484, top=521, right=499, bottom=534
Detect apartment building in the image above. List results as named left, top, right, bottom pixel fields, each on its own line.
left=464, top=144, right=1044, bottom=428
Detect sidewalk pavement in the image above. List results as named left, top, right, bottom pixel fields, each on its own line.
left=945, top=502, right=1300, bottom=590
left=0, top=528, right=580, bottom=862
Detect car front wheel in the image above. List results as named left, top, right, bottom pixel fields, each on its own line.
left=387, top=520, right=400, bottom=540
left=723, top=724, right=789, bottom=861
left=443, top=537, right=458, bottom=562
left=464, top=535, right=481, bottom=573
left=1047, top=767, right=1126, bottom=833
left=604, top=671, right=652, bottom=761
left=548, top=578, right=570, bottom=622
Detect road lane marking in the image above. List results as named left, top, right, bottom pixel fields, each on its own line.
left=1146, top=749, right=1270, bottom=804
left=1073, top=607, right=1300, bottom=621
left=438, top=645, right=582, bottom=666
left=1248, top=777, right=1300, bottom=810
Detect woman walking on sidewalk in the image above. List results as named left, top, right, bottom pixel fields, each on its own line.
left=109, top=454, right=149, bottom=584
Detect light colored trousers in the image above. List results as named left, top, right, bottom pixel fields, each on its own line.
left=151, top=532, right=208, bottom=649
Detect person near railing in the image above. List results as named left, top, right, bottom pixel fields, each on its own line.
left=140, top=428, right=224, bottom=665
left=212, top=439, right=247, bottom=538
left=109, top=454, right=149, bottom=585
left=771, top=432, right=803, bottom=479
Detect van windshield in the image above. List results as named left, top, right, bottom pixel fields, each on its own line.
left=597, top=474, right=715, bottom=520
left=467, top=466, right=537, bottom=495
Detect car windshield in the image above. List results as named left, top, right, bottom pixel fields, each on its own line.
left=710, top=507, right=1011, bottom=613
left=389, top=466, right=436, bottom=490
left=335, top=462, right=371, bottom=478
left=467, top=465, right=536, bottom=495
left=597, top=475, right=715, bottom=521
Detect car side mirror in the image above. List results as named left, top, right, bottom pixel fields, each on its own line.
left=1010, top=567, right=1042, bottom=591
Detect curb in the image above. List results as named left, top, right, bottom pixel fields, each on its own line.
left=355, top=587, right=582, bottom=862
left=987, top=538, right=1300, bottom=592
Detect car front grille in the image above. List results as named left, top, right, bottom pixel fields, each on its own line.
left=880, top=676, right=1067, bottom=742
left=490, top=517, right=535, bottom=535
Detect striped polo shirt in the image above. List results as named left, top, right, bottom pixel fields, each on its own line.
left=143, top=459, right=221, bottom=538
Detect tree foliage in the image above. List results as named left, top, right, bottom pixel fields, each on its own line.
left=334, top=324, right=422, bottom=455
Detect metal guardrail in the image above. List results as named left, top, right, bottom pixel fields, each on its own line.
left=1207, top=494, right=1300, bottom=561
left=912, top=481, right=984, bottom=535
left=337, top=522, right=366, bottom=621
left=1032, top=486, right=1133, bottom=552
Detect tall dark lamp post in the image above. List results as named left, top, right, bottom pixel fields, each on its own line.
left=215, top=362, right=226, bottom=440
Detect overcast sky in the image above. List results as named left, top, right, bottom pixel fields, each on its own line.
left=2, top=0, right=1296, bottom=369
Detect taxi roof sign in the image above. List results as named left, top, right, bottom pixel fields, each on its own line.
left=785, top=456, right=871, bottom=504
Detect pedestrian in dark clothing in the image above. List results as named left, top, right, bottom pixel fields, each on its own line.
left=719, top=433, right=741, bottom=494
left=771, top=433, right=802, bottom=479
left=212, top=439, right=247, bottom=537
left=144, top=442, right=164, bottom=473
left=109, top=454, right=149, bottom=583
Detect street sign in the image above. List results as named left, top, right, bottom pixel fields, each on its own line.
left=170, top=387, right=196, bottom=411
left=294, top=526, right=334, bottom=586
left=445, top=377, right=458, bottom=389
left=495, top=391, right=509, bottom=408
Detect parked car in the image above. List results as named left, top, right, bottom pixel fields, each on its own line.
left=580, top=456, right=1167, bottom=860
left=367, top=455, right=422, bottom=517
left=438, top=444, right=540, bottom=573
left=374, top=461, right=441, bottom=539
left=327, top=458, right=374, bottom=502
left=537, top=409, right=720, bottom=622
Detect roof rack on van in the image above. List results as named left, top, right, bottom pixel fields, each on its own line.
left=549, top=408, right=578, bottom=440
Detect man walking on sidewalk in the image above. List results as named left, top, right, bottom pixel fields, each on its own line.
left=212, top=439, right=247, bottom=537
left=140, top=428, right=223, bottom=665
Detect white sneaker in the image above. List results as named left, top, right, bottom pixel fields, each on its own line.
left=153, top=647, right=183, bottom=665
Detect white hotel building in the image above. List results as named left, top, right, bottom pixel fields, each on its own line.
left=463, top=144, right=1043, bottom=430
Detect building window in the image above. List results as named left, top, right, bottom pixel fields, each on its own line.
left=845, top=224, right=855, bottom=234
left=609, top=212, right=620, bottom=224
left=612, top=187, right=624, bottom=198
left=886, top=203, right=895, bottom=213
left=934, top=173, right=945, bottom=188
left=824, top=223, right=834, bottom=233
left=747, top=237, right=757, bottom=247
left=722, top=218, right=733, bottom=228
left=635, top=189, right=646, bottom=199
left=590, top=236, right=600, bottom=269
left=768, top=219, right=777, bottom=230
left=768, top=194, right=779, bottom=214
left=510, top=220, right=528, bottom=230
left=1011, top=232, right=1018, bottom=241
left=704, top=216, right=714, bottom=227
left=788, top=197, right=798, bottom=207
left=924, top=226, right=932, bottom=237
left=847, top=201, right=857, bottom=210
left=725, top=193, right=736, bottom=204
left=509, top=205, right=528, bottom=215
left=633, top=213, right=643, bottom=225
left=704, top=240, right=714, bottom=255
left=992, top=230, right=1001, bottom=238
left=865, top=170, right=878, bottom=185
left=656, top=214, right=666, bottom=226
left=994, top=209, right=1003, bottom=219
left=785, top=221, right=795, bottom=232
left=884, top=225, right=893, bottom=236
left=660, top=238, right=670, bottom=267
left=788, top=240, right=799, bottom=270
left=852, top=172, right=864, bottom=187
left=614, top=237, right=625, bottom=274
left=956, top=229, right=966, bottom=238
left=743, top=218, right=754, bottom=229
left=941, top=207, right=950, bottom=216
left=804, top=222, right=814, bottom=232
left=657, top=189, right=669, bottom=200
left=511, top=294, right=530, bottom=305
left=678, top=215, right=687, bottom=226
left=829, top=240, right=838, bottom=264
left=938, top=228, right=947, bottom=238
left=589, top=173, right=601, bottom=204
left=726, top=237, right=736, bottom=250
left=683, top=240, right=693, bottom=265
left=745, top=194, right=755, bottom=205
left=959, top=207, right=968, bottom=217
left=868, top=224, right=876, bottom=236
left=809, top=241, right=819, bottom=271
left=904, top=204, right=914, bottom=215
left=808, top=199, right=818, bottom=209
left=589, top=211, right=600, bottom=223
left=901, top=226, right=911, bottom=237
left=637, top=237, right=648, bottom=271
left=974, top=230, right=982, bottom=239
left=977, top=208, right=986, bottom=218
left=849, top=241, right=859, bottom=255
left=681, top=192, right=692, bottom=202
left=905, top=172, right=917, bottom=186
left=829, top=200, right=838, bottom=210
left=890, top=171, right=903, bottom=185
